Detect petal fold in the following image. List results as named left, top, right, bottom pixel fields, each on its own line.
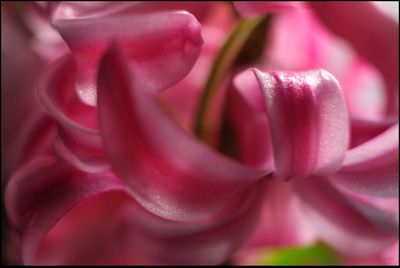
left=37, top=55, right=110, bottom=173
left=52, top=8, right=203, bottom=106
left=226, top=70, right=273, bottom=169
left=4, top=157, right=124, bottom=264
left=5, top=156, right=264, bottom=265
left=97, top=44, right=270, bottom=222
left=333, top=123, right=399, bottom=197
left=295, top=177, right=399, bottom=256
left=253, top=68, right=349, bottom=180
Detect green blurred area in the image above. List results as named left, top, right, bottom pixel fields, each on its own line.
left=251, top=242, right=342, bottom=265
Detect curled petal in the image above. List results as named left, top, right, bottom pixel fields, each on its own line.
left=137, top=182, right=264, bottom=265
left=5, top=157, right=264, bottom=265
left=295, top=177, right=399, bottom=256
left=310, top=1, right=399, bottom=115
left=232, top=68, right=267, bottom=114
left=226, top=71, right=273, bottom=169
left=1, top=7, right=54, bottom=179
left=37, top=55, right=110, bottom=173
left=333, top=123, right=399, bottom=197
left=254, top=68, right=349, bottom=180
left=53, top=136, right=110, bottom=173
left=97, top=44, right=271, bottom=222
left=51, top=2, right=210, bottom=21
left=233, top=1, right=301, bottom=17
left=52, top=9, right=203, bottom=105
left=4, top=157, right=125, bottom=264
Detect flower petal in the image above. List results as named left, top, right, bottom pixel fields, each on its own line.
left=37, top=55, right=110, bottom=173
left=333, top=123, right=399, bottom=197
left=136, top=181, right=265, bottom=265
left=52, top=8, right=203, bottom=106
left=295, top=177, right=399, bottom=256
left=51, top=2, right=211, bottom=21
left=4, top=157, right=125, bottom=264
left=233, top=1, right=301, bottom=17
left=5, top=156, right=265, bottom=265
left=254, top=68, right=349, bottom=180
left=310, top=1, right=399, bottom=115
left=1, top=7, right=54, bottom=179
left=349, top=117, right=395, bottom=148
left=226, top=70, right=273, bottom=169
left=242, top=180, right=317, bottom=249
left=97, top=44, right=271, bottom=222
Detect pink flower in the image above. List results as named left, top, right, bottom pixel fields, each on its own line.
left=228, top=67, right=398, bottom=256
left=2, top=1, right=398, bottom=265
left=231, top=1, right=399, bottom=263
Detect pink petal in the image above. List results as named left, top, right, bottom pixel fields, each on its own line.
left=226, top=71, right=273, bottom=169
left=52, top=8, right=203, bottom=106
left=254, top=68, right=349, bottom=180
left=1, top=7, right=55, bottom=179
left=233, top=1, right=301, bottom=17
left=53, top=136, right=110, bottom=173
left=97, top=44, right=271, bottom=222
left=5, top=156, right=265, bottom=265
left=383, top=241, right=399, bottom=265
left=349, top=117, right=395, bottom=148
left=157, top=4, right=233, bottom=132
left=242, top=180, right=317, bottom=249
left=295, top=177, right=399, bottom=256
left=37, top=55, right=110, bottom=173
left=310, top=2, right=399, bottom=115
left=4, top=157, right=126, bottom=264
left=339, top=59, right=387, bottom=120
left=52, top=2, right=211, bottom=21
left=5, top=157, right=161, bottom=265
left=26, top=3, right=69, bottom=63
left=135, top=181, right=265, bottom=265
left=333, top=123, right=399, bottom=197
left=31, top=1, right=59, bottom=19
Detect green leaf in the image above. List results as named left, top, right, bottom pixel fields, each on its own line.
left=194, top=14, right=272, bottom=146
left=251, top=242, right=342, bottom=265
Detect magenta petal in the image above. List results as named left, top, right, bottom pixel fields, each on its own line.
left=1, top=8, right=55, bottom=179
left=233, top=1, right=301, bottom=17
left=4, top=157, right=125, bottom=264
left=310, top=2, right=399, bottom=115
left=97, top=44, right=271, bottom=222
left=53, top=136, right=110, bottom=173
left=32, top=1, right=59, bottom=19
left=333, top=123, right=399, bottom=197
left=52, top=2, right=211, bottom=21
left=254, top=68, right=349, bottom=180
left=37, top=55, right=110, bottom=173
left=349, top=117, right=396, bottom=148
left=137, top=181, right=264, bottom=265
left=244, top=180, right=316, bottom=249
left=5, top=156, right=264, bottom=265
left=52, top=9, right=203, bottom=106
left=226, top=71, right=273, bottom=169
left=295, top=177, right=399, bottom=256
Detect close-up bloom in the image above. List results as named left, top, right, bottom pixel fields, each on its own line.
left=1, top=1, right=398, bottom=265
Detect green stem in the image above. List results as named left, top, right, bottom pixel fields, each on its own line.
left=194, top=15, right=271, bottom=145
